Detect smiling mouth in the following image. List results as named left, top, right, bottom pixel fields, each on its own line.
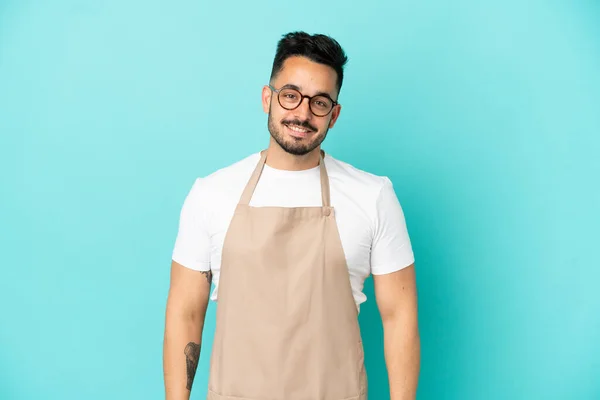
left=284, top=123, right=314, bottom=134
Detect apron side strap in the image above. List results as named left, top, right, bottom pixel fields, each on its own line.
left=240, top=149, right=331, bottom=207
left=319, top=151, right=331, bottom=207
left=239, top=150, right=268, bottom=205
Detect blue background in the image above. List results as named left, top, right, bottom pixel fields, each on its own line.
left=1, top=1, right=599, bottom=399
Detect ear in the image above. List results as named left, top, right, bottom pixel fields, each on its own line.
left=262, top=85, right=272, bottom=113
left=328, top=104, right=342, bottom=128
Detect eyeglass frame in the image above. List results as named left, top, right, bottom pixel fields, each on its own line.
left=268, top=84, right=339, bottom=117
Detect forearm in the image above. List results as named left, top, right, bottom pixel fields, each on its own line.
left=163, top=310, right=204, bottom=400
left=383, top=319, right=420, bottom=400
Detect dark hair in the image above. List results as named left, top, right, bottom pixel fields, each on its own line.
left=269, top=31, right=349, bottom=94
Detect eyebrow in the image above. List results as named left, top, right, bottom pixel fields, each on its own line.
left=280, top=83, right=336, bottom=101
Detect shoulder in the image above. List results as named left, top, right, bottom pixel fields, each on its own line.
left=325, top=153, right=403, bottom=233
left=194, top=152, right=261, bottom=193
left=182, top=152, right=260, bottom=213
left=325, top=153, right=392, bottom=199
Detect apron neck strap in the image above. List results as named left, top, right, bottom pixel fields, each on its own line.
left=239, top=149, right=331, bottom=207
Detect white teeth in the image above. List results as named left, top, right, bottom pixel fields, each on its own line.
left=286, top=124, right=310, bottom=133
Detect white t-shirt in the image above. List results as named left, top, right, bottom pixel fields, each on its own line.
left=172, top=151, right=415, bottom=310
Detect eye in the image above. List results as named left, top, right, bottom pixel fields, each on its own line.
left=280, top=90, right=299, bottom=100
left=313, top=97, right=332, bottom=109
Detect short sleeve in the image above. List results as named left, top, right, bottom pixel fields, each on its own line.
left=370, top=177, right=415, bottom=275
left=171, top=178, right=211, bottom=272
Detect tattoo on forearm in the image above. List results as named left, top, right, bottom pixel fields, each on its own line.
left=184, top=342, right=200, bottom=391
left=201, top=270, right=213, bottom=285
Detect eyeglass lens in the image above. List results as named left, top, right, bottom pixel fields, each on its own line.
left=278, top=88, right=333, bottom=116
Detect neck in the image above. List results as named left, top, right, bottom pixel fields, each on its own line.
left=265, top=138, right=322, bottom=171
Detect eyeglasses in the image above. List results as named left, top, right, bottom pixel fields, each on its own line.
left=268, top=85, right=338, bottom=117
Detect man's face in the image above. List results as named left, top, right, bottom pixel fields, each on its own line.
left=263, top=56, right=342, bottom=156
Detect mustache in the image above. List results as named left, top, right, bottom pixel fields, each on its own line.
left=282, top=119, right=317, bottom=132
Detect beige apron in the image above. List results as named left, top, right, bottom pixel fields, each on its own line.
left=207, top=150, right=367, bottom=400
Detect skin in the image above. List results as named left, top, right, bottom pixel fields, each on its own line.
left=163, top=264, right=211, bottom=400
left=261, top=55, right=342, bottom=171
left=374, top=264, right=420, bottom=400
left=162, top=55, right=420, bottom=400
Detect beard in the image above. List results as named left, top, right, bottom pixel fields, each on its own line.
left=267, top=106, right=329, bottom=156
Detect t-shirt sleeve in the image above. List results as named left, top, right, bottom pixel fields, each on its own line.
left=171, top=178, right=211, bottom=272
left=370, top=177, right=415, bottom=275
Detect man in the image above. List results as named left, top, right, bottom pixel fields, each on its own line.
left=163, top=31, right=420, bottom=400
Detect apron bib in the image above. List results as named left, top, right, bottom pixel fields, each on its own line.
left=207, top=150, right=367, bottom=400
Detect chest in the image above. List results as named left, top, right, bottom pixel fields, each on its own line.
left=207, top=196, right=374, bottom=277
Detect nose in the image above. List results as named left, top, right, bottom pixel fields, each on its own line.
left=293, top=96, right=313, bottom=120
